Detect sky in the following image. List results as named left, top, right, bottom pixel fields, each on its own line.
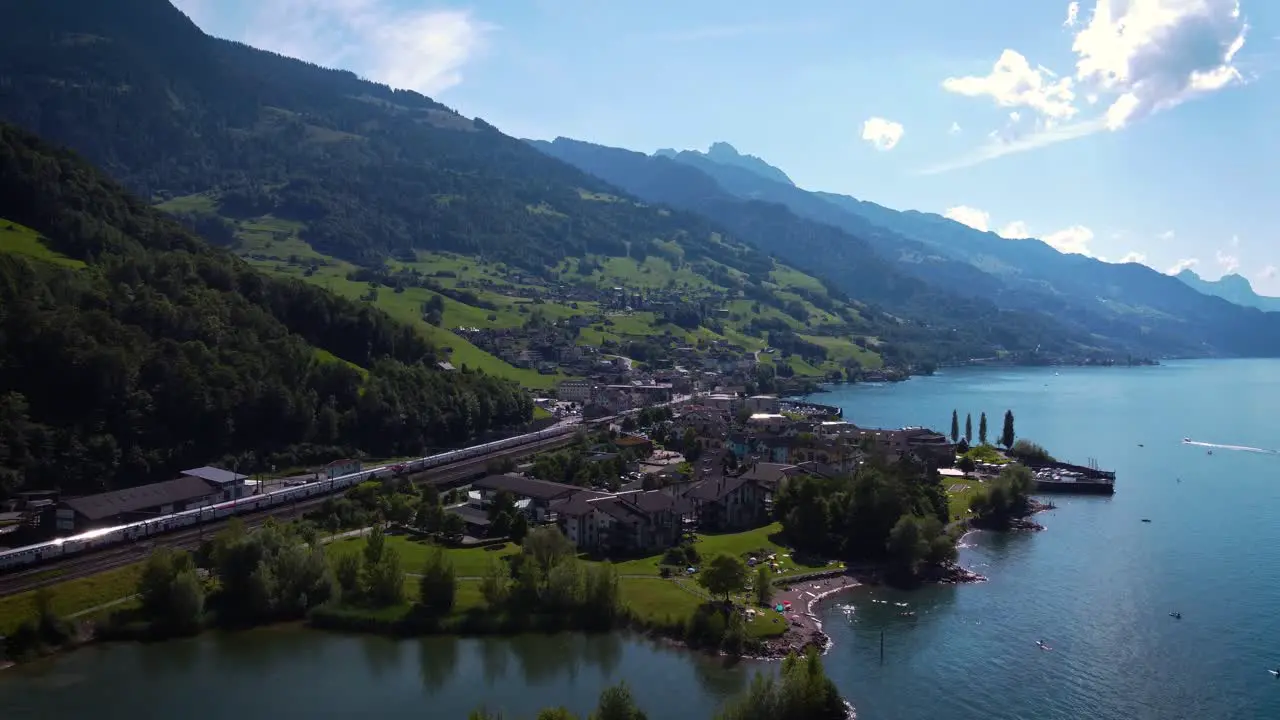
left=174, top=0, right=1280, bottom=295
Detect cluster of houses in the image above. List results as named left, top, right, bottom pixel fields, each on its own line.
left=450, top=394, right=957, bottom=555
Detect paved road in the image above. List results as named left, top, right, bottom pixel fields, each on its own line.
left=0, top=432, right=580, bottom=598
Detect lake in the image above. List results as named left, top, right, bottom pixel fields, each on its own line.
left=3, top=360, right=1278, bottom=719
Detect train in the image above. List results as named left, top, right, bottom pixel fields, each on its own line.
left=0, top=421, right=592, bottom=573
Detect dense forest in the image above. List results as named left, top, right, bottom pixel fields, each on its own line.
left=0, top=124, right=530, bottom=499
left=0, top=0, right=1096, bottom=366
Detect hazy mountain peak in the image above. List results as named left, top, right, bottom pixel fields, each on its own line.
left=653, top=142, right=794, bottom=187
left=1176, top=268, right=1280, bottom=311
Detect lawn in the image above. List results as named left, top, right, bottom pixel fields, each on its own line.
left=325, top=534, right=521, bottom=577
left=946, top=481, right=981, bottom=522
left=610, top=523, right=843, bottom=579
left=0, top=219, right=85, bottom=269
left=0, top=563, right=144, bottom=635
left=619, top=577, right=702, bottom=625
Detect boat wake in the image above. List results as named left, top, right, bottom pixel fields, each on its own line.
left=1182, top=439, right=1278, bottom=455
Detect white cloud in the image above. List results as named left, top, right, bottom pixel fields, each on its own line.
left=944, top=206, right=991, bottom=232
left=943, top=208, right=1095, bottom=256
left=232, top=0, right=493, bottom=96
left=942, top=49, right=1078, bottom=119
left=1216, top=249, right=1240, bottom=274
left=926, top=0, right=1249, bottom=172
left=1229, top=234, right=1240, bottom=248
left=919, top=117, right=1107, bottom=175
left=1074, top=0, right=1249, bottom=129
left=999, top=220, right=1030, bottom=238
left=1043, top=225, right=1096, bottom=255
left=1167, top=258, right=1200, bottom=274
left=1261, top=265, right=1277, bottom=280
left=949, top=121, right=962, bottom=135
left=861, top=117, right=905, bottom=151
left=1118, top=251, right=1148, bottom=264
left=1158, top=229, right=1176, bottom=240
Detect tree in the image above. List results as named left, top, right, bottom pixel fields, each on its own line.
left=886, top=515, right=927, bottom=580
left=418, top=547, right=457, bottom=616
left=1001, top=410, right=1016, bottom=449
left=479, top=557, right=510, bottom=609
left=964, top=413, right=973, bottom=444
left=754, top=564, right=773, bottom=606
left=590, top=682, right=647, bottom=720
left=137, top=547, right=204, bottom=632
left=523, top=526, right=576, bottom=580
left=698, top=554, right=748, bottom=601
left=715, top=649, right=846, bottom=720
left=978, top=412, right=988, bottom=445
left=364, top=546, right=405, bottom=607
left=363, top=525, right=387, bottom=567
left=333, top=552, right=362, bottom=599
left=509, top=512, right=530, bottom=544
left=950, top=410, right=959, bottom=442
left=537, top=709, right=578, bottom=720
left=441, top=511, right=466, bottom=539
left=1008, top=438, right=1053, bottom=463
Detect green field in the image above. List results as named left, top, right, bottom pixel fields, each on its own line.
left=324, top=534, right=522, bottom=577
left=610, top=522, right=842, bottom=579
left=946, top=481, right=980, bottom=522
left=0, top=563, right=143, bottom=635
left=0, top=219, right=86, bottom=269
left=151, top=195, right=885, bottom=386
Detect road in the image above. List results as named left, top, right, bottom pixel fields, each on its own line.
left=0, top=430, right=580, bottom=598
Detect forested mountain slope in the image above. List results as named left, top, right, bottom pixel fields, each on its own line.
left=0, top=0, right=1099, bottom=370
left=648, top=144, right=1280, bottom=357
left=530, top=138, right=1181, bottom=358
left=0, top=124, right=530, bottom=499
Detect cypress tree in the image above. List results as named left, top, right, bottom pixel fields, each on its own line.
left=964, top=413, right=973, bottom=444
left=950, top=410, right=959, bottom=442
left=1001, top=410, right=1016, bottom=449
left=978, top=412, right=988, bottom=445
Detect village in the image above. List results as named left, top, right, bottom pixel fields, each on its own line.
left=450, top=391, right=957, bottom=556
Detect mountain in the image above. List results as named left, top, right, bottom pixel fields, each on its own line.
left=1175, top=270, right=1280, bottom=312
left=0, top=123, right=531, bottom=500
left=655, top=142, right=795, bottom=187
left=530, top=138, right=1119, bottom=362
left=621, top=140, right=1280, bottom=358
left=0, top=0, right=1093, bottom=378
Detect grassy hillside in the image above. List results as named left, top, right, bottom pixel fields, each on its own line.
left=0, top=0, right=1054, bottom=376
left=0, top=123, right=530, bottom=499
left=156, top=193, right=886, bottom=384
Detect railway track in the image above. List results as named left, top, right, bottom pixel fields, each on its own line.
left=0, top=431, right=579, bottom=598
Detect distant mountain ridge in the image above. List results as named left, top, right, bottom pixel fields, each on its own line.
left=655, top=142, right=795, bottom=187
left=1176, top=270, right=1280, bottom=312
left=534, top=136, right=1280, bottom=358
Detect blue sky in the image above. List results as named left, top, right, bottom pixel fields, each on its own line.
left=175, top=0, right=1280, bottom=294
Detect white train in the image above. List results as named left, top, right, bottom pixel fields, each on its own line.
left=0, top=422, right=585, bottom=573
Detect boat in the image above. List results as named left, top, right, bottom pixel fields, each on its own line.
left=1141, top=519, right=1152, bottom=523
left=1036, top=640, right=1052, bottom=651
left=1270, top=669, right=1280, bottom=678
left=1183, top=437, right=1191, bottom=443
left=1169, top=612, right=1182, bottom=619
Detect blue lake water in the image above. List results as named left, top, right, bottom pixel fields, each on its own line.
left=2, top=360, right=1277, bottom=719
left=805, top=360, right=1280, bottom=720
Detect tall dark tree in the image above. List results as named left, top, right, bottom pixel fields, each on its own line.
left=1001, top=410, right=1017, bottom=449
left=950, top=410, right=959, bottom=443
left=978, top=412, right=988, bottom=445
left=964, top=414, right=973, bottom=445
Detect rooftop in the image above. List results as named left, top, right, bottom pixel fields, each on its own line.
left=471, top=474, right=580, bottom=502
left=64, top=476, right=219, bottom=521
left=181, top=466, right=248, bottom=486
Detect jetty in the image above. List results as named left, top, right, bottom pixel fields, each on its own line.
left=1022, top=459, right=1116, bottom=495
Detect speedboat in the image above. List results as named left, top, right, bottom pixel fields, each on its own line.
left=1169, top=612, right=1182, bottom=619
